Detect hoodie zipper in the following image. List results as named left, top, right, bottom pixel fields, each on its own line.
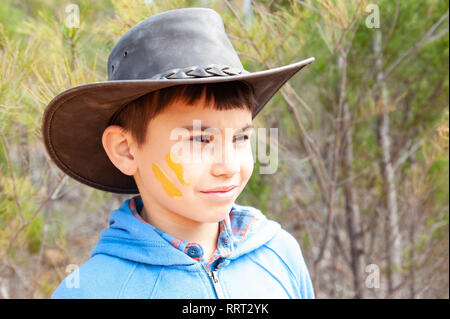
left=202, top=264, right=225, bottom=299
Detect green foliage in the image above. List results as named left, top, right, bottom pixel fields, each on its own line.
left=428, top=158, right=449, bottom=203
left=25, top=215, right=44, bottom=254
left=0, top=174, right=42, bottom=254
left=301, top=233, right=310, bottom=248
left=280, top=195, right=292, bottom=211
left=0, top=0, right=26, bottom=39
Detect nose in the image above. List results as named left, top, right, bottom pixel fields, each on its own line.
left=210, top=139, right=240, bottom=176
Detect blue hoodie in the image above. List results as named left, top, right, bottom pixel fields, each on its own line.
left=51, top=198, right=315, bottom=299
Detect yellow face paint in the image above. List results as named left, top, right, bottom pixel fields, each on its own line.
left=152, top=162, right=183, bottom=200
left=166, top=152, right=190, bottom=186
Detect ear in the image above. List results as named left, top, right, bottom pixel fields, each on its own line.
left=102, top=125, right=137, bottom=176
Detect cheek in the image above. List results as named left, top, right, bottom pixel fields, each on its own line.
left=240, top=150, right=254, bottom=182
left=152, top=161, right=183, bottom=200
left=151, top=152, right=191, bottom=200
left=165, top=152, right=190, bottom=187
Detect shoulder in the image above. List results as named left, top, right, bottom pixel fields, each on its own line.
left=265, top=227, right=303, bottom=260
left=262, top=228, right=304, bottom=274
left=50, top=254, right=138, bottom=299
left=263, top=228, right=315, bottom=298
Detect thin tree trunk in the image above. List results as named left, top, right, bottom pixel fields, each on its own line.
left=408, top=201, right=417, bottom=298
left=374, top=30, right=402, bottom=297
left=342, top=100, right=366, bottom=298
left=406, top=187, right=423, bottom=299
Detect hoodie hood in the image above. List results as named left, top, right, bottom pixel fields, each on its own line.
left=91, top=198, right=281, bottom=267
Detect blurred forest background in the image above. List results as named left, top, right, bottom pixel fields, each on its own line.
left=0, top=0, right=448, bottom=298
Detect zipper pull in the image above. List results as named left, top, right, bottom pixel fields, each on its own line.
left=201, top=263, right=225, bottom=299
left=211, top=270, right=219, bottom=283
left=208, top=269, right=225, bottom=299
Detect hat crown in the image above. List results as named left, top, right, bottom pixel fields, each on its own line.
left=107, top=8, right=245, bottom=81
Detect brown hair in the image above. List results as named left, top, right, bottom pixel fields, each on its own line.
left=110, top=81, right=257, bottom=148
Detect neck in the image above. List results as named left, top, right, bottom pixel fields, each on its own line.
left=140, top=201, right=219, bottom=257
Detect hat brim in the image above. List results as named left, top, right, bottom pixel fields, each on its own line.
left=42, top=57, right=314, bottom=194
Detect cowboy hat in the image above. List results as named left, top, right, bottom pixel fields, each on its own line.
left=41, top=7, right=315, bottom=194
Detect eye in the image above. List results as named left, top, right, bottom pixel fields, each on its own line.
left=234, top=135, right=249, bottom=143
left=190, top=135, right=213, bottom=143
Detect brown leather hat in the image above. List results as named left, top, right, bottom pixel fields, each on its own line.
left=41, top=7, right=314, bottom=194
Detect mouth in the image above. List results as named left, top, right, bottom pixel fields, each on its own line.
left=202, top=185, right=238, bottom=193
left=199, top=185, right=238, bottom=199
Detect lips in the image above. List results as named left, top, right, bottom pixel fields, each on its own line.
left=201, top=185, right=237, bottom=193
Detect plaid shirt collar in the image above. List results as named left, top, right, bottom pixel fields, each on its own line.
left=128, top=195, right=257, bottom=271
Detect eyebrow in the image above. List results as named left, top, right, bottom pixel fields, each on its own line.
left=181, top=123, right=254, bottom=132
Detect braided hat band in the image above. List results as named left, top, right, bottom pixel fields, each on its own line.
left=150, top=64, right=250, bottom=80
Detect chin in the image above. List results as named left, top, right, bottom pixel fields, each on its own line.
left=210, top=204, right=234, bottom=221
left=191, top=204, right=234, bottom=223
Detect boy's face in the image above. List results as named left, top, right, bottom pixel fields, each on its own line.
left=131, top=94, right=254, bottom=224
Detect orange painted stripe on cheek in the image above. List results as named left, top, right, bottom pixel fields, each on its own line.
left=152, top=162, right=183, bottom=200
left=166, top=152, right=190, bottom=186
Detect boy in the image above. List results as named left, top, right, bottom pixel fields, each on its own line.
left=43, top=7, right=315, bottom=298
